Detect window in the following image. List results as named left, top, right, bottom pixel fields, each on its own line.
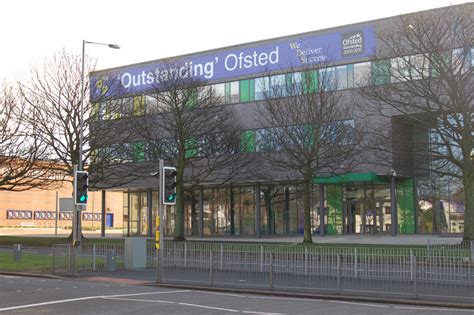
left=286, top=72, right=303, bottom=95
left=211, top=83, right=226, bottom=104
left=255, top=77, right=269, bottom=100
left=335, top=65, right=348, bottom=90
left=256, top=128, right=282, bottom=152
left=321, top=119, right=355, bottom=144
left=269, top=74, right=286, bottom=97
left=144, top=95, right=159, bottom=113
left=319, top=67, right=336, bottom=91
left=471, top=48, right=474, bottom=68
left=391, top=54, right=429, bottom=82
left=121, top=97, right=134, bottom=117
left=225, top=81, right=239, bottom=103
left=353, top=62, right=371, bottom=87
left=452, top=48, right=470, bottom=74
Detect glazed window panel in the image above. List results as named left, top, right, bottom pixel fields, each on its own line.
left=211, top=83, right=226, bottom=104
left=255, top=77, right=269, bottom=100
left=353, top=62, right=371, bottom=87
left=270, top=74, right=286, bottom=97
left=319, top=67, right=336, bottom=91
left=336, top=65, right=348, bottom=90
left=225, top=81, right=240, bottom=103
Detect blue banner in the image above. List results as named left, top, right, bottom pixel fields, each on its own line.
left=90, top=26, right=375, bottom=101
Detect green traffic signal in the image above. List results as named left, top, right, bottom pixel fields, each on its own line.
left=167, top=193, right=176, bottom=202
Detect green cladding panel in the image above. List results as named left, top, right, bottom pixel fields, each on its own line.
left=239, top=79, right=255, bottom=102
left=372, top=60, right=391, bottom=85
left=185, top=137, right=198, bottom=158
left=396, top=178, right=415, bottom=234
left=240, top=130, right=256, bottom=152
left=132, top=141, right=145, bottom=162
left=184, top=89, right=198, bottom=108
left=326, top=185, right=343, bottom=235
left=303, top=70, right=318, bottom=94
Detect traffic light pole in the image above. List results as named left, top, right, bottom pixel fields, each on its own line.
left=157, top=158, right=165, bottom=282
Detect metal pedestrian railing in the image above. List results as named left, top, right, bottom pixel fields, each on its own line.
left=52, top=243, right=124, bottom=275
left=158, top=241, right=474, bottom=302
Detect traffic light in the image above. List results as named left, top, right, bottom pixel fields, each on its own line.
left=162, top=167, right=177, bottom=205
left=74, top=171, right=89, bottom=205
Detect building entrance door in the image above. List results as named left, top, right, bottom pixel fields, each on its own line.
left=343, top=201, right=364, bottom=234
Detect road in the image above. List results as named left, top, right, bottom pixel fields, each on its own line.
left=0, top=275, right=472, bottom=314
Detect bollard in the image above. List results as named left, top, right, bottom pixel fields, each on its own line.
left=93, top=244, right=96, bottom=271
left=13, top=244, right=22, bottom=262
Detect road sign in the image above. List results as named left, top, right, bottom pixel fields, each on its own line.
left=60, top=198, right=85, bottom=211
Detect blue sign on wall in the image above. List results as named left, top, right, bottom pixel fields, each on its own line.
left=90, top=26, right=375, bottom=101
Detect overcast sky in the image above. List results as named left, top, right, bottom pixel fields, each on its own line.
left=1, top=0, right=469, bottom=81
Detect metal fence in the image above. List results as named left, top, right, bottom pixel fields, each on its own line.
left=52, top=243, right=124, bottom=275
left=159, top=242, right=474, bottom=303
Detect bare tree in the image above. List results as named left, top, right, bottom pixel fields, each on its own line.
left=357, top=4, right=473, bottom=240
left=126, top=62, right=246, bottom=241
left=0, top=82, right=60, bottom=191
left=257, top=67, right=361, bottom=243
left=18, top=50, right=138, bottom=187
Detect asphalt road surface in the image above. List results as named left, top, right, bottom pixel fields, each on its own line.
left=0, top=275, right=472, bottom=314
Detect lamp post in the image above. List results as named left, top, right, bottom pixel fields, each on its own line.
left=73, top=40, right=120, bottom=252
left=79, top=40, right=120, bottom=171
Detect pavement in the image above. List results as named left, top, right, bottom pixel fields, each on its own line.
left=0, top=227, right=464, bottom=246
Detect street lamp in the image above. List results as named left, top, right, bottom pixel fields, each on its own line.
left=73, top=40, right=120, bottom=252
left=79, top=40, right=120, bottom=171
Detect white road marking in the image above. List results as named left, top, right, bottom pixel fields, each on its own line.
left=248, top=296, right=320, bottom=302
left=242, top=312, right=286, bottom=315
left=328, top=300, right=389, bottom=308
left=178, top=302, right=239, bottom=312
left=15, top=290, right=22, bottom=293
left=73, top=287, right=77, bottom=289
left=103, top=297, right=175, bottom=304
left=196, top=290, right=245, bottom=298
left=0, top=289, right=191, bottom=312
left=394, top=306, right=474, bottom=312
left=35, top=289, right=42, bottom=291
left=55, top=288, right=61, bottom=290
